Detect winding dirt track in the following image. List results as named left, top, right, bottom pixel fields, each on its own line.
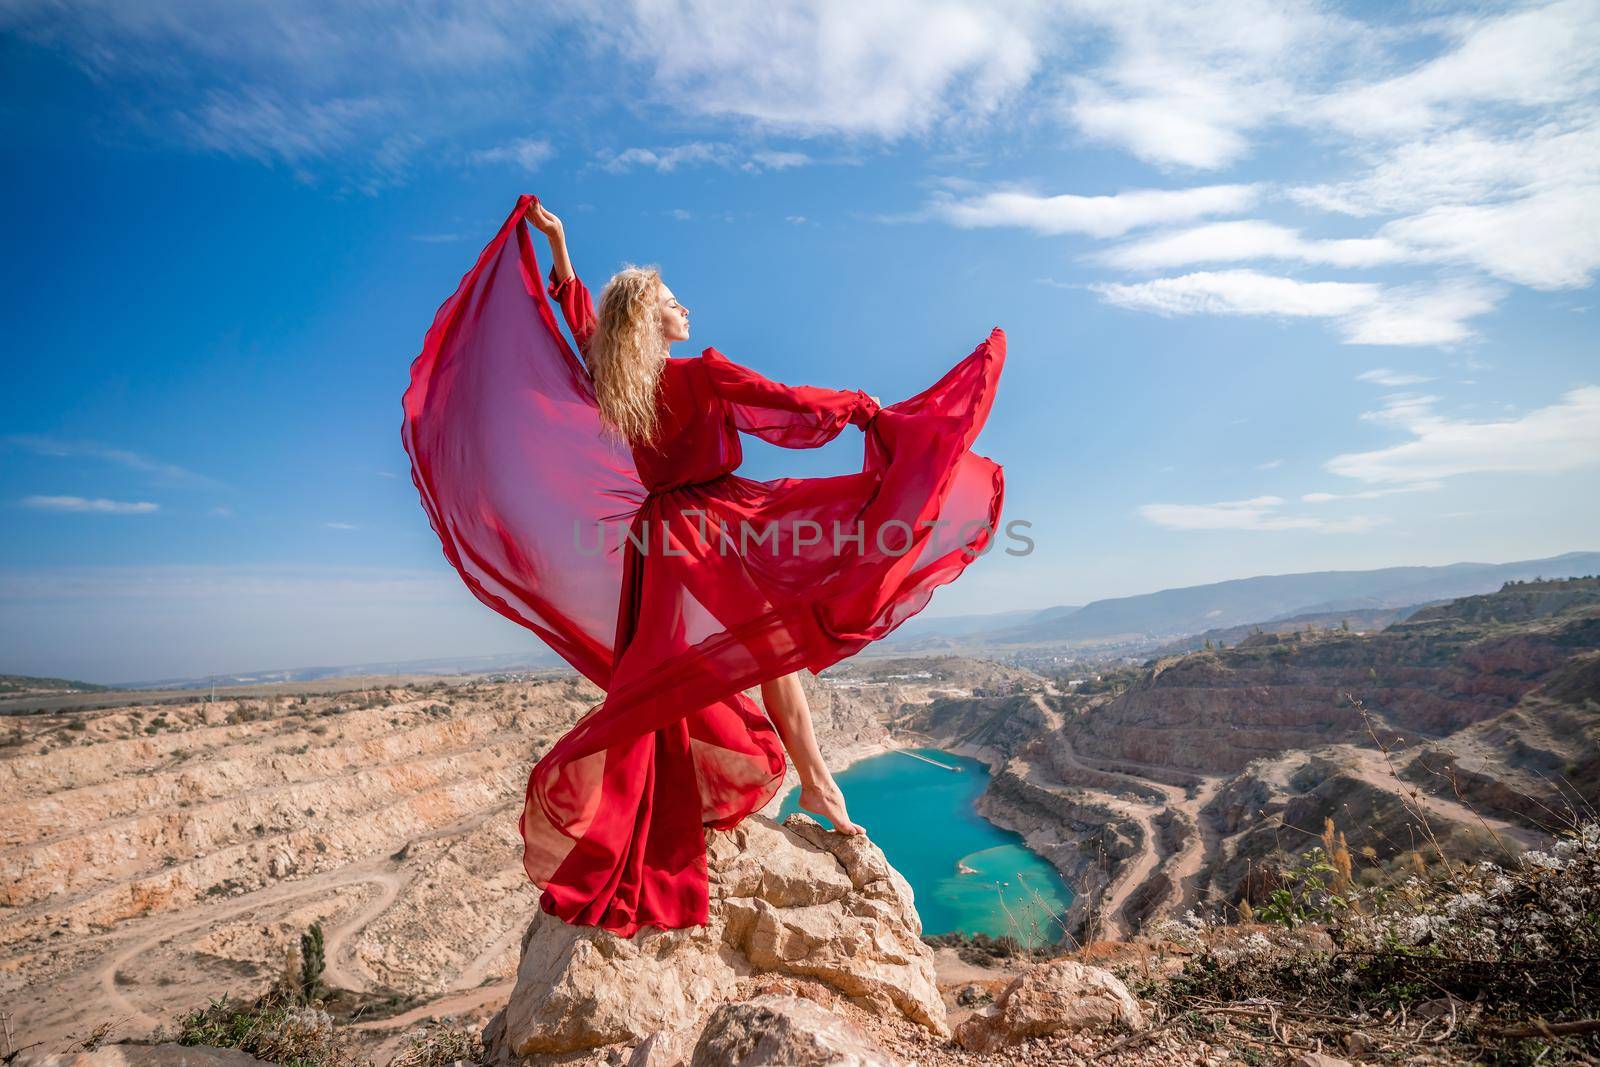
left=86, top=801, right=516, bottom=1037
left=1018, top=689, right=1224, bottom=938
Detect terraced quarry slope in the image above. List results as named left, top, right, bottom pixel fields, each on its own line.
left=0, top=671, right=909, bottom=1053
left=899, top=579, right=1599, bottom=943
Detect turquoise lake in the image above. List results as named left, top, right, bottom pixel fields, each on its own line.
left=776, top=746, right=1074, bottom=948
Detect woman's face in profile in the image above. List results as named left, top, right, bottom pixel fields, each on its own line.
left=658, top=282, right=690, bottom=345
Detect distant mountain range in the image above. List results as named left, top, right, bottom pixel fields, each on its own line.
left=45, top=549, right=1600, bottom=691
left=107, top=648, right=565, bottom=691
left=883, top=550, right=1600, bottom=650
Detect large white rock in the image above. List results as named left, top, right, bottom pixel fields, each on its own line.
left=689, top=993, right=902, bottom=1066
left=953, top=959, right=1144, bottom=1052
left=485, top=813, right=947, bottom=1059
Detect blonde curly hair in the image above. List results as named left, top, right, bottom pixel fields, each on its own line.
left=586, top=263, right=672, bottom=448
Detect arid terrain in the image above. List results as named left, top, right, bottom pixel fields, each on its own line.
left=2, top=578, right=1596, bottom=1063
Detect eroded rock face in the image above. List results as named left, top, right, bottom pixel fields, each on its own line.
left=689, top=993, right=900, bottom=1067
left=485, top=812, right=947, bottom=1059
left=953, top=960, right=1144, bottom=1053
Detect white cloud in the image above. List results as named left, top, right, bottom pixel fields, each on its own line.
left=470, top=136, right=555, bottom=172
left=1357, top=368, right=1434, bottom=387
left=1137, top=495, right=1386, bottom=533
left=1326, top=385, right=1600, bottom=483
left=1378, top=183, right=1600, bottom=291
left=1054, top=0, right=1372, bottom=169
left=1300, top=482, right=1443, bottom=502
left=1052, top=0, right=1597, bottom=171
left=1339, top=279, right=1503, bottom=347
left=1090, top=270, right=1500, bottom=347
left=1287, top=118, right=1600, bottom=218
left=21, top=495, right=159, bottom=514
left=748, top=149, right=813, bottom=171
left=1092, top=269, right=1375, bottom=318
left=1308, top=0, right=1600, bottom=138
left=1094, top=219, right=1408, bottom=271
left=1098, top=171, right=1600, bottom=292
left=574, top=0, right=1047, bottom=139
left=595, top=141, right=814, bottom=174
left=925, top=183, right=1259, bottom=238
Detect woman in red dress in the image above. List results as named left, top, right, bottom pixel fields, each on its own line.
left=402, top=194, right=1005, bottom=938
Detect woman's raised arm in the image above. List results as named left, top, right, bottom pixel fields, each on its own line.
left=701, top=346, right=880, bottom=449
left=526, top=199, right=596, bottom=356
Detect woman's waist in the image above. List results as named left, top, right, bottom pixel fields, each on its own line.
left=642, top=466, right=739, bottom=496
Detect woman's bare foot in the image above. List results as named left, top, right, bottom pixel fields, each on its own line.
left=798, top=777, right=864, bottom=835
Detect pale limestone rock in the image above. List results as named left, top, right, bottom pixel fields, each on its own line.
left=486, top=813, right=947, bottom=1059
left=15, top=1045, right=271, bottom=1067
left=953, top=959, right=1144, bottom=1053
left=689, top=993, right=901, bottom=1066
left=625, top=1028, right=695, bottom=1067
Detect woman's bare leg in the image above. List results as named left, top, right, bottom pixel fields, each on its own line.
left=760, top=671, right=863, bottom=835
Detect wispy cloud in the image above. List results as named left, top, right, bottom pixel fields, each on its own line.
left=4, top=434, right=229, bottom=491
left=1092, top=219, right=1407, bottom=272
left=595, top=142, right=815, bottom=174
left=1053, top=0, right=1374, bottom=170
left=1326, top=385, right=1600, bottom=483
left=1307, top=0, right=1600, bottom=138
left=1137, top=495, right=1387, bottom=533
left=469, top=136, right=555, bottom=172
left=1089, top=270, right=1501, bottom=346
left=1301, top=482, right=1443, bottom=502
left=1357, top=368, right=1434, bottom=387
left=921, top=183, right=1259, bottom=239
left=569, top=1, right=1046, bottom=139
left=178, top=87, right=390, bottom=168
left=21, top=495, right=159, bottom=514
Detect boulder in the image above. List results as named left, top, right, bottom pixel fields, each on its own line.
left=953, top=959, right=1143, bottom=1053
left=689, top=993, right=901, bottom=1066
left=485, top=813, right=947, bottom=1059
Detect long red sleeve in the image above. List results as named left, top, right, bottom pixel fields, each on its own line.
left=547, top=265, right=598, bottom=357
left=700, top=346, right=879, bottom=449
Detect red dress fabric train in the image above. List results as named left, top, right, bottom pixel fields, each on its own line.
left=402, top=195, right=1005, bottom=937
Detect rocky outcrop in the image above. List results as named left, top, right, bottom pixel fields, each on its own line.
left=953, top=960, right=1144, bottom=1052
left=485, top=813, right=947, bottom=1060
left=689, top=994, right=900, bottom=1066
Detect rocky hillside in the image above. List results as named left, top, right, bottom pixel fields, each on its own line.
left=898, top=577, right=1598, bottom=945
left=0, top=670, right=900, bottom=1058
left=5, top=579, right=1593, bottom=1064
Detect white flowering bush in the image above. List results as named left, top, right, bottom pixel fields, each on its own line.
left=1140, top=821, right=1600, bottom=1064
left=1348, top=821, right=1600, bottom=965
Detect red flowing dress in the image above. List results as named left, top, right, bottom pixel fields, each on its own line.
left=402, top=195, right=1005, bottom=937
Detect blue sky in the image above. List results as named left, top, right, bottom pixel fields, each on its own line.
left=2, top=1, right=1596, bottom=683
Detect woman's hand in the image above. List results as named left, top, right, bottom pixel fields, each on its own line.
left=528, top=198, right=576, bottom=284
left=525, top=199, right=564, bottom=239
